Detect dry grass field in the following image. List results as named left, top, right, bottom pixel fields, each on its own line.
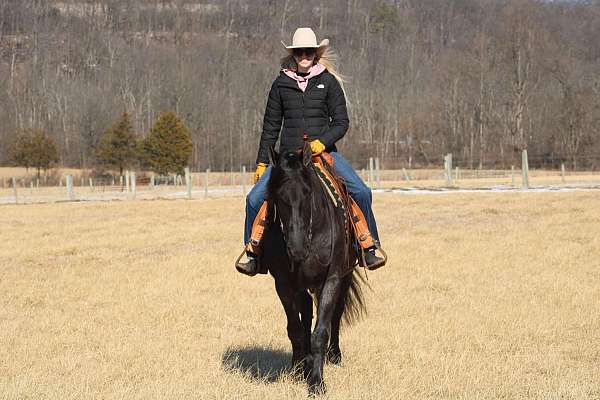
left=1, top=192, right=599, bottom=399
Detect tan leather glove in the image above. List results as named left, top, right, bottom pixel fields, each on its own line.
left=310, top=140, right=326, bottom=156
left=254, top=163, right=268, bottom=183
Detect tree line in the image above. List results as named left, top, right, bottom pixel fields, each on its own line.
left=8, top=111, right=193, bottom=177
left=1, top=0, right=599, bottom=171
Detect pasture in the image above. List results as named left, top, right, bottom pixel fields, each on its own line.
left=1, top=192, right=599, bottom=399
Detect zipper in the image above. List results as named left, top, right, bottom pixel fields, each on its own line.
left=301, top=90, right=306, bottom=140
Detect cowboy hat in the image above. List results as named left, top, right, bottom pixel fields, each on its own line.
left=281, top=27, right=329, bottom=49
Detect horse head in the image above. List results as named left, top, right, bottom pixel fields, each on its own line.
left=267, top=142, right=314, bottom=264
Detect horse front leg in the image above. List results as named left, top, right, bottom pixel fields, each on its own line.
left=308, top=274, right=342, bottom=395
left=328, top=274, right=352, bottom=365
left=274, top=281, right=306, bottom=376
left=298, top=290, right=313, bottom=379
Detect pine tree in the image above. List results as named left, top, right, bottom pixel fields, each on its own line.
left=9, top=129, right=59, bottom=178
left=141, top=111, right=193, bottom=175
left=96, top=112, right=138, bottom=176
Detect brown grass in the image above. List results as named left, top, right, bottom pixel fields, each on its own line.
left=1, top=192, right=599, bottom=399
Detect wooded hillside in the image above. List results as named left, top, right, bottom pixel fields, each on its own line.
left=1, top=0, right=599, bottom=171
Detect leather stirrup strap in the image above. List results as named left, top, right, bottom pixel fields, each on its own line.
left=246, top=201, right=268, bottom=255
left=349, top=198, right=376, bottom=250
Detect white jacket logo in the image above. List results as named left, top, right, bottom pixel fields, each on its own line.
left=317, top=84, right=325, bottom=88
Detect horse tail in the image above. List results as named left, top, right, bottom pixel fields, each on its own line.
left=341, top=269, right=369, bottom=326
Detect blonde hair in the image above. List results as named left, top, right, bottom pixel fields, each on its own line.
left=280, top=46, right=349, bottom=100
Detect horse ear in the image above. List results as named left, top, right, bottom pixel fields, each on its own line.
left=302, top=141, right=312, bottom=167
left=268, top=146, right=279, bottom=165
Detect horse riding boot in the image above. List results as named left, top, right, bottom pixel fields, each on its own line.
left=235, top=251, right=258, bottom=276
left=349, top=199, right=387, bottom=270
left=363, top=247, right=386, bottom=270
left=235, top=201, right=268, bottom=276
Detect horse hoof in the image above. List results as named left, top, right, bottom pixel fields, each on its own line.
left=327, top=349, right=342, bottom=365
left=308, top=381, right=327, bottom=396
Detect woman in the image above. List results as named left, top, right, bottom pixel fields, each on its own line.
left=236, top=27, right=386, bottom=276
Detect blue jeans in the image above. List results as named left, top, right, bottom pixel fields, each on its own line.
left=244, top=152, right=380, bottom=246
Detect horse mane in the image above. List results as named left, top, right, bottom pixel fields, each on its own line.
left=267, top=151, right=328, bottom=208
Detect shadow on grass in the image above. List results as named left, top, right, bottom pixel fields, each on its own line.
left=222, top=346, right=292, bottom=383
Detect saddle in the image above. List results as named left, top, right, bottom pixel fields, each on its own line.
left=311, top=153, right=377, bottom=253
left=246, top=152, right=381, bottom=275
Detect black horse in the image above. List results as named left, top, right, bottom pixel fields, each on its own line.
left=260, top=142, right=366, bottom=395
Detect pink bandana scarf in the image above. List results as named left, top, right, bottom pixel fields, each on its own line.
left=282, top=63, right=326, bottom=92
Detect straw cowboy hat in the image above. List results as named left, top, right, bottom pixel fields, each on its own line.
left=281, top=27, right=329, bottom=49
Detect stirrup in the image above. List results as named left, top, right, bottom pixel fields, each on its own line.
left=235, top=249, right=258, bottom=277
left=359, top=244, right=387, bottom=271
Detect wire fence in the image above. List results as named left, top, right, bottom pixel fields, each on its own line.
left=2, top=152, right=600, bottom=205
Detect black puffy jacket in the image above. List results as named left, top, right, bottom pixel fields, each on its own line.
left=256, top=69, right=349, bottom=164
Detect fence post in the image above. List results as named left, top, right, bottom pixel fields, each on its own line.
left=185, top=167, right=192, bottom=200
left=89, top=178, right=93, bottom=191
left=204, top=168, right=210, bottom=199
left=368, top=157, right=374, bottom=189
left=125, top=171, right=130, bottom=192
left=242, top=165, right=247, bottom=195
left=12, top=177, right=18, bottom=204
left=66, top=175, right=74, bottom=201
left=511, top=166, right=515, bottom=185
left=561, top=163, right=566, bottom=183
left=444, top=153, right=453, bottom=185
left=521, top=150, right=529, bottom=189
left=150, top=175, right=155, bottom=189
left=455, top=166, right=459, bottom=182
left=375, top=157, right=381, bottom=190
left=131, top=171, right=136, bottom=199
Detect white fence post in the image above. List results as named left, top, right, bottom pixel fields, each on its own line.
left=11, top=177, right=17, bottom=204
left=375, top=157, right=381, bottom=190
left=561, top=163, right=566, bottom=183
left=89, top=178, right=93, bottom=191
left=125, top=171, right=130, bottom=192
left=242, top=165, right=247, bottom=195
left=511, top=166, right=515, bottom=185
left=522, top=150, right=530, bottom=189
left=150, top=175, right=155, bottom=189
left=204, top=168, right=210, bottom=199
left=131, top=172, right=136, bottom=199
left=185, top=167, right=192, bottom=200
left=444, top=153, right=453, bottom=185
left=66, top=175, right=74, bottom=201
left=368, top=157, right=374, bottom=189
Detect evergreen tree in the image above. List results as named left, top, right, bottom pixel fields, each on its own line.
left=9, top=129, right=59, bottom=178
left=96, top=112, right=138, bottom=176
left=9, top=134, right=34, bottom=171
left=141, top=111, right=193, bottom=175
